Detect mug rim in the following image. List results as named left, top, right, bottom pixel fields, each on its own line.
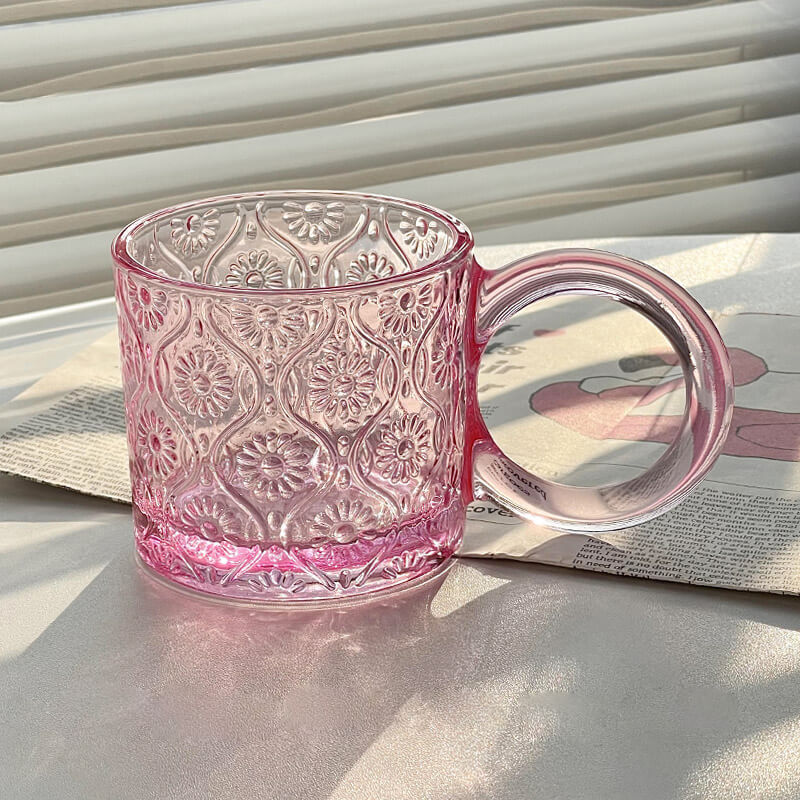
left=111, top=189, right=475, bottom=296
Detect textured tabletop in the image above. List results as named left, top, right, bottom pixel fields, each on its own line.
left=2, top=237, right=800, bottom=800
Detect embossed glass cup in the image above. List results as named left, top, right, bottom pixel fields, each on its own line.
left=112, top=190, right=733, bottom=603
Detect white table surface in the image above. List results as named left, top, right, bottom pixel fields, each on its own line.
left=2, top=239, right=800, bottom=800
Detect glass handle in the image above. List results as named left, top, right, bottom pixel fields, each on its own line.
left=469, top=248, right=734, bottom=531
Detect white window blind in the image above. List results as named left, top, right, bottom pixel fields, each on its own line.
left=1, top=0, right=798, bottom=315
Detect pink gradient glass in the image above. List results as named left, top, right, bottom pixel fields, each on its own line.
left=112, top=190, right=733, bottom=603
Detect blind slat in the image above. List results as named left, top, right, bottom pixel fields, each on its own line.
left=364, top=114, right=800, bottom=227
left=1, top=0, right=797, bottom=170
left=0, top=0, right=208, bottom=26
left=1, top=0, right=750, bottom=96
left=1, top=53, right=798, bottom=247
left=478, top=172, right=800, bottom=242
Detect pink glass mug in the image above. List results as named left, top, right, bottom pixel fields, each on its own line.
left=112, top=190, right=733, bottom=603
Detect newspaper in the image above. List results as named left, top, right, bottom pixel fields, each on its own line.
left=3, top=235, right=800, bottom=595
left=0, top=331, right=129, bottom=501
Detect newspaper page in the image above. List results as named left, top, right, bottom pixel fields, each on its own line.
left=0, top=330, right=130, bottom=501
left=2, top=235, right=800, bottom=595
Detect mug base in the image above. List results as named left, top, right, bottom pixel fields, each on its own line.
left=135, top=549, right=456, bottom=609
left=133, top=500, right=463, bottom=605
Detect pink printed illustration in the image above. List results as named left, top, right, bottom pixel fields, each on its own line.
left=529, top=316, right=800, bottom=462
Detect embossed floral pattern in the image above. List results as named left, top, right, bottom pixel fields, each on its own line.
left=169, top=208, right=220, bottom=255
left=173, top=347, right=234, bottom=418
left=375, top=413, right=431, bottom=482
left=119, top=319, right=145, bottom=382
left=179, top=496, right=243, bottom=543
left=431, top=322, right=460, bottom=387
left=310, top=500, right=376, bottom=544
left=182, top=534, right=240, bottom=564
left=282, top=201, right=345, bottom=244
left=136, top=410, right=178, bottom=479
left=229, top=302, right=307, bottom=350
left=132, top=478, right=164, bottom=520
left=126, top=276, right=169, bottom=331
left=225, top=249, right=283, bottom=289
left=308, top=348, right=376, bottom=420
left=346, top=251, right=394, bottom=284
left=399, top=212, right=439, bottom=258
left=379, top=283, right=433, bottom=337
left=118, top=193, right=473, bottom=602
left=236, top=432, right=312, bottom=500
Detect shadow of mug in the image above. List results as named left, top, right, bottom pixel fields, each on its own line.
left=4, top=552, right=462, bottom=798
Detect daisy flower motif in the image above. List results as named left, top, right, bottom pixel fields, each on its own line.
left=430, top=323, right=461, bottom=386
left=282, top=200, right=345, bottom=244
left=136, top=410, right=178, bottom=479
left=178, top=496, right=243, bottom=543
left=228, top=302, right=307, bottom=350
left=126, top=276, right=169, bottom=331
left=173, top=347, right=234, bottom=418
left=308, top=348, right=376, bottom=420
left=225, top=249, right=283, bottom=289
left=169, top=208, right=220, bottom=256
left=398, top=212, right=439, bottom=259
left=375, top=413, right=431, bottom=483
left=310, top=500, right=376, bottom=544
left=378, top=283, right=433, bottom=338
left=346, top=251, right=394, bottom=284
left=235, top=432, right=312, bottom=500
